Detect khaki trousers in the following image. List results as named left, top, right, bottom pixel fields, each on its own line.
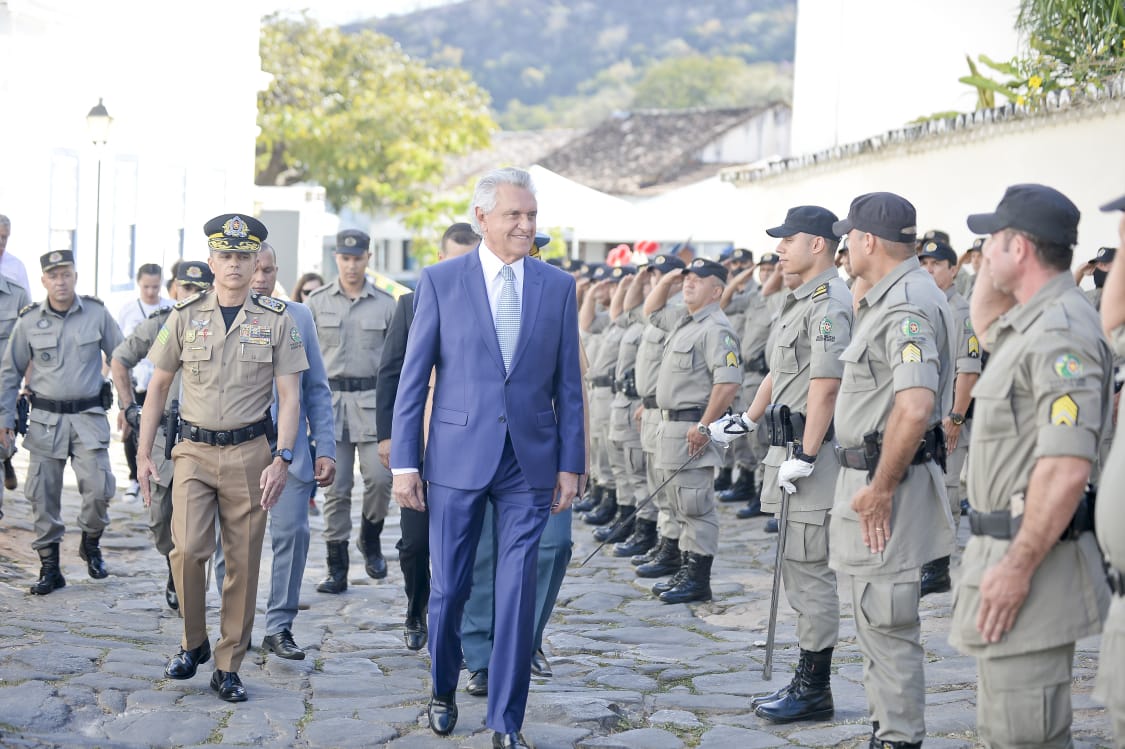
left=977, top=643, right=1076, bottom=749
left=324, top=429, right=391, bottom=541
left=1095, top=596, right=1125, bottom=748
left=659, top=465, right=717, bottom=556
left=782, top=515, right=839, bottom=652
left=170, top=437, right=270, bottom=672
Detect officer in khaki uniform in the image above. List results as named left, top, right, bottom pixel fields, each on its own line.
left=630, top=254, right=686, bottom=576
left=1096, top=192, right=1125, bottom=747
left=827, top=194, right=955, bottom=749
left=917, top=239, right=981, bottom=597
left=0, top=250, right=122, bottom=595
left=723, top=206, right=852, bottom=724
left=305, top=229, right=397, bottom=591
left=138, top=214, right=308, bottom=702
left=0, top=269, right=30, bottom=521
left=648, top=258, right=742, bottom=603
left=110, top=261, right=214, bottom=610
left=949, top=185, right=1113, bottom=749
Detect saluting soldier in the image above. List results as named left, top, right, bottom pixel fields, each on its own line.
left=137, top=214, right=307, bottom=702
left=1096, top=191, right=1125, bottom=747
left=0, top=265, right=29, bottom=521
left=720, top=206, right=852, bottom=724
left=918, top=239, right=981, bottom=597
left=828, top=193, right=955, bottom=749
left=578, top=264, right=621, bottom=527
left=110, top=260, right=213, bottom=610
left=647, top=258, right=742, bottom=604
left=0, top=250, right=123, bottom=594
left=949, top=185, right=1113, bottom=749
left=305, top=229, right=397, bottom=592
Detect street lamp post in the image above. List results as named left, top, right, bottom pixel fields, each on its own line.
left=86, top=98, right=112, bottom=298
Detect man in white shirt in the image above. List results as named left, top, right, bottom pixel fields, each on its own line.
left=115, top=263, right=171, bottom=501
left=0, top=215, right=33, bottom=296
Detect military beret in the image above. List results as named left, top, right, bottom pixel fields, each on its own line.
left=204, top=214, right=267, bottom=253
left=41, top=250, right=75, bottom=272
left=176, top=260, right=214, bottom=288
left=967, top=184, right=1079, bottom=247
left=685, top=257, right=728, bottom=283
left=336, top=229, right=371, bottom=255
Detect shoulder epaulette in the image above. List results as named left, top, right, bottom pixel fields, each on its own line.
left=81, top=295, right=104, bottom=306
left=175, top=292, right=202, bottom=310
left=811, top=282, right=830, bottom=300
left=18, top=302, right=39, bottom=317
left=305, top=284, right=330, bottom=299
left=148, top=305, right=173, bottom=320
left=252, top=293, right=287, bottom=313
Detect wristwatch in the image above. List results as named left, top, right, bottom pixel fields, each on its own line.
left=949, top=412, right=965, bottom=426
left=696, top=423, right=710, bottom=436
left=273, top=448, right=294, bottom=464
left=794, top=448, right=817, bottom=464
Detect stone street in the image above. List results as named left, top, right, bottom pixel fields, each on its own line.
left=0, top=440, right=1114, bottom=748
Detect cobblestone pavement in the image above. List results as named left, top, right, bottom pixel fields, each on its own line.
left=0, top=441, right=1114, bottom=748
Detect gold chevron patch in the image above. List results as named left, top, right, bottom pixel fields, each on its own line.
left=967, top=335, right=980, bottom=358
left=901, top=342, right=922, bottom=363
left=1050, top=394, right=1078, bottom=426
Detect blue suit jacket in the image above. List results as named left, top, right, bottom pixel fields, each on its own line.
left=390, top=249, right=585, bottom=490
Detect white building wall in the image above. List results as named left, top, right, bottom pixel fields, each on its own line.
left=700, top=106, right=792, bottom=164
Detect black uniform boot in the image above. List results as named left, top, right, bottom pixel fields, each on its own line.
left=755, top=647, right=835, bottom=723
left=659, top=552, right=713, bottom=604
left=614, top=517, right=657, bottom=557
left=751, top=656, right=804, bottom=707
left=635, top=537, right=680, bottom=578
left=718, top=468, right=756, bottom=503
left=316, top=541, right=349, bottom=594
left=631, top=534, right=665, bottom=566
left=583, top=488, right=618, bottom=526
left=713, top=466, right=733, bottom=492
left=593, top=504, right=634, bottom=542
left=29, top=544, right=66, bottom=595
left=651, top=551, right=690, bottom=595
left=920, top=555, right=951, bottom=597
left=573, top=482, right=602, bottom=513
left=79, top=531, right=108, bottom=579
left=165, top=555, right=179, bottom=611
left=358, top=517, right=388, bottom=579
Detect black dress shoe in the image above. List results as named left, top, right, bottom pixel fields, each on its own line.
left=3, top=457, right=16, bottom=491
left=492, top=731, right=533, bottom=748
left=164, top=640, right=211, bottom=679
left=530, top=649, right=552, bottom=677
left=404, top=617, right=427, bottom=651
left=262, top=629, right=306, bottom=660
left=210, top=669, right=247, bottom=702
left=427, top=692, right=457, bottom=735
left=466, top=668, right=488, bottom=696
left=764, top=517, right=779, bottom=534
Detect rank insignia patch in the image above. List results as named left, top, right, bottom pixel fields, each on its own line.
left=901, top=342, right=922, bottom=363
left=725, top=351, right=739, bottom=368
left=156, top=326, right=170, bottom=345
left=1050, top=394, right=1078, bottom=426
left=968, top=335, right=980, bottom=358
left=1054, top=354, right=1083, bottom=379
left=812, top=282, right=829, bottom=299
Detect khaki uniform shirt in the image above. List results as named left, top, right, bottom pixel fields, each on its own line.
left=1101, top=323, right=1125, bottom=577
left=654, top=302, right=742, bottom=469
left=760, top=270, right=853, bottom=514
left=148, top=291, right=308, bottom=431
left=0, top=295, right=123, bottom=458
left=609, top=309, right=644, bottom=444
left=305, top=279, right=395, bottom=441
left=829, top=257, right=955, bottom=579
left=0, top=274, right=30, bottom=357
left=950, top=273, right=1112, bottom=656
left=636, top=297, right=683, bottom=453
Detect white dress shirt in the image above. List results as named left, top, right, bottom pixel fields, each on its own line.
left=0, top=252, right=30, bottom=297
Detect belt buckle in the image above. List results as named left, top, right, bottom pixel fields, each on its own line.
left=216, top=431, right=229, bottom=447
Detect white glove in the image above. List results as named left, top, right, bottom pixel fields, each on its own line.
left=778, top=457, right=815, bottom=493
left=706, top=412, right=757, bottom=446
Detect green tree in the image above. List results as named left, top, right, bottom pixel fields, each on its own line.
left=632, top=55, right=791, bottom=109
left=257, top=12, right=496, bottom=223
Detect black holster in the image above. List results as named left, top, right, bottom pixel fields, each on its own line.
left=15, top=393, right=30, bottom=436
left=100, top=380, right=113, bottom=410
left=164, top=400, right=180, bottom=461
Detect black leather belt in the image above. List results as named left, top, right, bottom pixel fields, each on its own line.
left=329, top=377, right=376, bottom=392
left=642, top=395, right=659, bottom=409
left=743, top=351, right=769, bottom=375
left=180, top=418, right=271, bottom=447
left=661, top=407, right=704, bottom=422
left=968, top=494, right=1095, bottom=542
left=1109, top=567, right=1125, bottom=597
left=835, top=424, right=944, bottom=472
left=589, top=375, right=614, bottom=388
left=31, top=394, right=102, bottom=414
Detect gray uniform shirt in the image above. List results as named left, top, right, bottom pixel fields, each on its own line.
left=1101, top=323, right=1125, bottom=577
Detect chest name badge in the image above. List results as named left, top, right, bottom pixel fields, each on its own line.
left=239, top=324, right=272, bottom=346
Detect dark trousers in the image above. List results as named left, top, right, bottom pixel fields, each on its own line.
left=398, top=503, right=430, bottom=621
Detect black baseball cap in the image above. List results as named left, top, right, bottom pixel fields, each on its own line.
left=1101, top=194, right=1125, bottom=212
left=731, top=248, right=754, bottom=264
left=966, top=237, right=986, bottom=253
left=757, top=252, right=780, bottom=266
left=966, top=184, right=1079, bottom=247
left=647, top=254, right=686, bottom=272
left=766, top=205, right=840, bottom=241
left=1091, top=246, right=1116, bottom=264
left=920, top=229, right=950, bottom=244
left=832, top=193, right=917, bottom=244
left=684, top=257, right=728, bottom=283
left=336, top=229, right=371, bottom=255
left=918, top=239, right=957, bottom=265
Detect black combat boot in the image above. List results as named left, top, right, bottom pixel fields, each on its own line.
left=358, top=517, right=388, bottom=579
left=652, top=551, right=690, bottom=594
left=920, top=555, right=951, bottom=597
left=713, top=466, right=733, bottom=492
left=316, top=541, right=349, bottom=594
left=165, top=555, right=179, bottom=610
left=79, top=531, right=108, bottom=579
left=573, top=482, right=602, bottom=513
left=751, top=655, right=805, bottom=707
left=614, top=517, right=657, bottom=557
left=718, top=467, right=756, bottom=503
left=659, top=552, right=713, bottom=604
left=635, top=537, right=680, bottom=578
left=583, top=487, right=618, bottom=526
left=593, top=504, right=634, bottom=542
left=29, top=544, right=65, bottom=595
left=869, top=729, right=921, bottom=749
left=755, top=647, right=835, bottom=723
left=631, top=534, right=665, bottom=566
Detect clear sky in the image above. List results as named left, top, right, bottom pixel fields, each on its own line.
left=266, top=0, right=458, bottom=25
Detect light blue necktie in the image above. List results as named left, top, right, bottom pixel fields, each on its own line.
left=495, top=264, right=520, bottom=372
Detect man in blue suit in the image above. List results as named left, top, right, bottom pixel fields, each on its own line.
left=391, top=167, right=585, bottom=749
